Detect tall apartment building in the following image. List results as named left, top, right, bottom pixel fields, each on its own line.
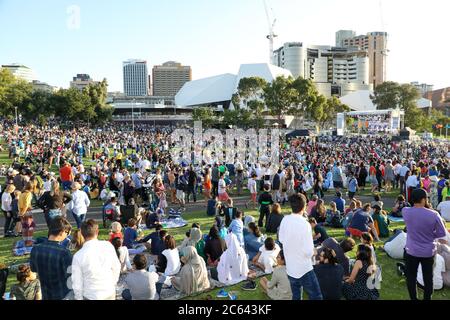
left=152, top=61, right=192, bottom=97
left=411, top=82, right=434, bottom=96
left=123, top=59, right=149, bottom=96
left=70, top=74, right=98, bottom=90
left=1, top=64, right=37, bottom=82
left=336, top=30, right=388, bottom=87
left=273, top=42, right=371, bottom=97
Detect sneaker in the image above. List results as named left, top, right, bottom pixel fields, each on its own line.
left=228, top=291, right=238, bottom=300
left=241, top=280, right=257, bottom=291
left=216, top=289, right=228, bottom=298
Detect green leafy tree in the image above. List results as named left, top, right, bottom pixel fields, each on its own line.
left=263, top=76, right=298, bottom=121
left=192, top=106, right=216, bottom=128
left=289, top=77, right=318, bottom=117
left=0, top=68, right=33, bottom=119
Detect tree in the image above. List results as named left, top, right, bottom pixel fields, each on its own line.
left=0, top=68, right=33, bottom=119
left=289, top=77, right=319, bottom=117
left=264, top=76, right=298, bottom=121
left=83, top=79, right=112, bottom=124
left=316, top=96, right=350, bottom=131
left=371, top=82, right=424, bottom=130
left=192, top=106, right=216, bottom=128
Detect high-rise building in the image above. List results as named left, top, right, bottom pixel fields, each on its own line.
left=1, top=64, right=37, bottom=82
left=70, top=74, right=97, bottom=91
left=123, top=59, right=149, bottom=96
left=411, top=82, right=434, bottom=96
left=338, top=31, right=388, bottom=87
left=273, top=43, right=371, bottom=97
left=335, top=30, right=356, bottom=47
left=32, top=80, right=57, bottom=93
left=152, top=61, right=192, bottom=97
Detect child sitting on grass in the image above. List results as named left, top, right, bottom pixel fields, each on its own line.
left=309, top=217, right=329, bottom=246
left=252, top=237, right=281, bottom=274
left=259, top=250, right=292, bottom=300
left=109, top=221, right=123, bottom=243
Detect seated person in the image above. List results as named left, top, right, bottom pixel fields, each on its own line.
left=417, top=253, right=446, bottom=291
left=334, top=192, right=346, bottom=213
left=383, top=229, right=407, bottom=259
left=361, top=232, right=377, bottom=265
left=266, top=203, right=284, bottom=234
left=213, top=216, right=227, bottom=240
left=214, top=233, right=251, bottom=286
left=224, top=198, right=237, bottom=228
left=151, top=229, right=168, bottom=257
left=10, top=265, right=42, bottom=300
left=317, top=237, right=356, bottom=277
left=146, top=209, right=162, bottom=229
left=310, top=199, right=327, bottom=224
left=252, top=237, right=281, bottom=274
left=103, top=197, right=121, bottom=222
left=123, top=218, right=139, bottom=249
left=370, top=194, right=384, bottom=211
left=314, top=247, right=344, bottom=300
left=120, top=198, right=141, bottom=226
left=371, top=205, right=390, bottom=238
left=325, top=202, right=342, bottom=228
left=390, top=195, right=409, bottom=218
left=437, top=243, right=450, bottom=287
left=306, top=195, right=318, bottom=216
left=342, top=244, right=380, bottom=300
left=309, top=217, right=329, bottom=246
left=348, top=204, right=380, bottom=241
left=204, top=226, right=226, bottom=267
left=157, top=235, right=181, bottom=276
left=171, top=246, right=211, bottom=295
left=178, top=226, right=207, bottom=261
left=244, top=222, right=266, bottom=260
left=228, top=210, right=244, bottom=247
left=109, top=222, right=123, bottom=243
left=112, top=237, right=132, bottom=274
left=259, top=250, right=292, bottom=300
left=122, top=254, right=161, bottom=300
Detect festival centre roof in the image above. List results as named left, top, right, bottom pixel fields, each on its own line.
left=175, top=63, right=293, bottom=108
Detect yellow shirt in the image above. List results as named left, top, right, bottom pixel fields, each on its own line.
left=18, top=191, right=33, bottom=216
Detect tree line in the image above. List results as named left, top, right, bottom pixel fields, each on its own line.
left=0, top=68, right=113, bottom=125
left=193, top=76, right=350, bottom=131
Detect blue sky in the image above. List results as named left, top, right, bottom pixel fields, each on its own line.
left=0, top=0, right=448, bottom=91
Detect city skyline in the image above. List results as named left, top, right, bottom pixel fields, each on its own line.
left=0, top=0, right=448, bottom=92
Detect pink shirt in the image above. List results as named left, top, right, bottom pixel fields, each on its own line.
left=307, top=200, right=317, bottom=216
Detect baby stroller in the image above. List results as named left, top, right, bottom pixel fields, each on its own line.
left=102, top=191, right=120, bottom=228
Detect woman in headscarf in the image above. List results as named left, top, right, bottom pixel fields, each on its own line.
left=171, top=246, right=210, bottom=296
left=178, top=227, right=207, bottom=261
left=216, top=233, right=250, bottom=286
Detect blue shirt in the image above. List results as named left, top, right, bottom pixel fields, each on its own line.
left=348, top=177, right=358, bottom=193
left=349, top=209, right=373, bottom=232
left=334, top=197, right=346, bottom=213
left=30, top=239, right=72, bottom=300
left=123, top=227, right=138, bottom=249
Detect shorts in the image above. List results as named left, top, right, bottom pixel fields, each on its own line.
left=218, top=192, right=229, bottom=202
left=251, top=193, right=257, bottom=202
left=348, top=227, right=364, bottom=238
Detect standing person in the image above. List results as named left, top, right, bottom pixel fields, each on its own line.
left=202, top=168, right=212, bottom=200
left=313, top=168, right=324, bottom=199
left=271, top=169, right=282, bottom=203
left=19, top=182, right=35, bottom=247
left=258, top=184, right=274, bottom=228
left=332, top=162, right=344, bottom=192
left=403, top=188, right=447, bottom=301
left=59, top=161, right=74, bottom=191
left=246, top=173, right=258, bottom=209
left=347, top=172, right=358, bottom=200
left=217, top=172, right=229, bottom=202
left=30, top=217, right=73, bottom=300
left=2, top=184, right=16, bottom=237
left=67, top=182, right=90, bottom=229
left=71, top=219, right=121, bottom=300
left=211, top=163, right=220, bottom=198
left=186, top=166, right=198, bottom=203
left=278, top=193, right=323, bottom=300
left=235, top=163, right=245, bottom=196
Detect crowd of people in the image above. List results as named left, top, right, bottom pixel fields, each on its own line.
left=0, top=120, right=450, bottom=301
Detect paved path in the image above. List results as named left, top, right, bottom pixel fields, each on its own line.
left=0, top=192, right=395, bottom=236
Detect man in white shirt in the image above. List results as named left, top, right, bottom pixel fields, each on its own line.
left=71, top=219, right=121, bottom=300
left=437, top=196, right=450, bottom=222
left=68, top=182, right=90, bottom=229
left=278, top=193, right=323, bottom=300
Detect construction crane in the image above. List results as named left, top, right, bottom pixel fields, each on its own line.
left=263, top=0, right=278, bottom=64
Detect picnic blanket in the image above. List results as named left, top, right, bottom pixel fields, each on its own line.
left=138, top=217, right=188, bottom=231
left=388, top=216, right=404, bottom=223
left=12, top=240, right=34, bottom=256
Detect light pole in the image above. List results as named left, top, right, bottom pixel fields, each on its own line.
left=15, top=106, right=18, bottom=126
